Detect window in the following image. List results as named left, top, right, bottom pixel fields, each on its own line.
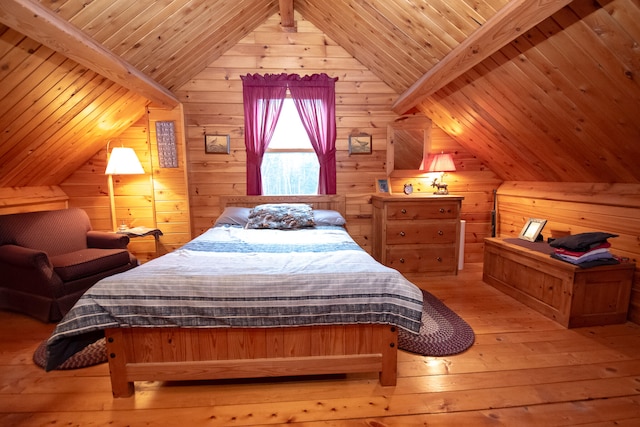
left=241, top=73, right=337, bottom=195
left=261, top=99, right=319, bottom=195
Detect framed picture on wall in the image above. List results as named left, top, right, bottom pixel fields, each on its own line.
left=155, top=121, right=178, bottom=168
left=348, top=133, right=372, bottom=154
left=204, top=134, right=230, bottom=154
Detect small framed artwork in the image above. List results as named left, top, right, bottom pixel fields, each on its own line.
left=155, top=121, right=178, bottom=168
left=518, top=218, right=547, bottom=242
left=204, top=134, right=230, bottom=154
left=376, top=178, right=391, bottom=193
left=349, top=133, right=372, bottom=154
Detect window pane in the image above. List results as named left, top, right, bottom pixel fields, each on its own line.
left=269, top=100, right=309, bottom=149
left=262, top=152, right=319, bottom=195
left=261, top=98, right=319, bottom=195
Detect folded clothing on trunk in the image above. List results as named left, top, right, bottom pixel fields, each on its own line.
left=549, top=232, right=619, bottom=268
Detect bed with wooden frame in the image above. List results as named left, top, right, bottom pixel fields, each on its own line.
left=46, top=195, right=423, bottom=397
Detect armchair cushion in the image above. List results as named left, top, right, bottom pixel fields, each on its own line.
left=50, top=249, right=132, bottom=282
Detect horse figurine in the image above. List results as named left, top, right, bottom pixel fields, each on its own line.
left=431, top=178, right=449, bottom=195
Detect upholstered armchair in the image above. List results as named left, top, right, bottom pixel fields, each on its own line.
left=0, top=208, right=138, bottom=322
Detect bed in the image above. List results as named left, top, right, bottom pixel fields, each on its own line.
left=45, top=195, right=423, bottom=397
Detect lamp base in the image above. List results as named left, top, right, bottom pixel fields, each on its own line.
left=434, top=186, right=449, bottom=195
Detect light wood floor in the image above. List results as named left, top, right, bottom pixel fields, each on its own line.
left=1, top=263, right=640, bottom=426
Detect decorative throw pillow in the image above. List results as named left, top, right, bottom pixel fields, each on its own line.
left=214, top=207, right=251, bottom=226
left=246, top=203, right=315, bottom=229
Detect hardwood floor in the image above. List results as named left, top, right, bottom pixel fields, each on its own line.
left=1, top=263, right=639, bottom=426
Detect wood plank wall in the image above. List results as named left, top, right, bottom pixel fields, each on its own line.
left=146, top=105, right=193, bottom=255
left=496, top=182, right=640, bottom=322
left=0, top=186, right=68, bottom=215
left=175, top=12, right=501, bottom=263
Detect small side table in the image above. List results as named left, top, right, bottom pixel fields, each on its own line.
left=117, top=226, right=163, bottom=240
left=117, top=227, right=163, bottom=259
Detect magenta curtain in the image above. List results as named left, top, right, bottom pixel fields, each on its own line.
left=241, top=74, right=288, bottom=195
left=289, top=74, right=338, bottom=194
left=241, top=73, right=338, bottom=195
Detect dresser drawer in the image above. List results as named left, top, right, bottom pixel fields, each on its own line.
left=386, top=201, right=459, bottom=220
left=385, top=221, right=457, bottom=245
left=385, top=246, right=457, bottom=273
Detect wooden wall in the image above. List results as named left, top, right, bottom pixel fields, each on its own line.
left=146, top=106, right=193, bottom=254
left=175, top=12, right=501, bottom=263
left=496, top=182, right=640, bottom=322
left=0, top=186, right=68, bottom=215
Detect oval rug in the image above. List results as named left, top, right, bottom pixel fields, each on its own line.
left=399, top=289, right=475, bottom=356
left=33, top=338, right=107, bottom=370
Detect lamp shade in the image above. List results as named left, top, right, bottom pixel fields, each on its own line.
left=427, top=153, right=456, bottom=172
left=105, top=147, right=144, bottom=175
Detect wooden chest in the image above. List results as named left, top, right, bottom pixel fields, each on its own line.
left=372, top=195, right=463, bottom=276
left=483, top=237, right=635, bottom=328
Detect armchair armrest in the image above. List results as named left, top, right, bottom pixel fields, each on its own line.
left=87, top=231, right=130, bottom=249
left=0, top=244, right=53, bottom=271
left=0, top=244, right=62, bottom=301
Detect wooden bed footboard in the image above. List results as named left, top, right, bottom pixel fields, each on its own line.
left=105, top=324, right=398, bottom=397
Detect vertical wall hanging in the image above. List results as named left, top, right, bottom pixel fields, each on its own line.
left=155, top=121, right=178, bottom=168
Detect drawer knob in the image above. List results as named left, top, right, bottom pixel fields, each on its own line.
left=436, top=256, right=442, bottom=262
left=399, top=231, right=405, bottom=237
left=401, top=208, right=407, bottom=214
left=438, top=230, right=444, bottom=235
left=439, top=208, right=445, bottom=213
left=399, top=258, right=405, bottom=263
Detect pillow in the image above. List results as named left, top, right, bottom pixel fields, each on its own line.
left=313, top=209, right=346, bottom=226
left=214, top=207, right=251, bottom=226
left=246, top=203, right=315, bottom=229
left=549, top=232, right=618, bottom=252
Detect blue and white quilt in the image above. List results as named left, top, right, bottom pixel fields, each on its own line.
left=45, top=225, right=423, bottom=370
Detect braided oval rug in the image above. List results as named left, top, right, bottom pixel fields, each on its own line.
left=33, top=338, right=107, bottom=370
left=398, top=289, right=475, bottom=356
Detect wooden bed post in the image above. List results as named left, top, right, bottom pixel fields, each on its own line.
left=105, top=329, right=135, bottom=397
left=379, top=326, right=398, bottom=386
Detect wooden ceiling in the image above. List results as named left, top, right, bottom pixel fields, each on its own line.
left=0, top=0, right=639, bottom=187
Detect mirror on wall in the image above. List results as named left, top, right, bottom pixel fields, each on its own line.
left=387, top=115, right=432, bottom=176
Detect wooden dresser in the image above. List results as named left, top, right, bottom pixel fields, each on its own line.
left=372, top=194, right=464, bottom=276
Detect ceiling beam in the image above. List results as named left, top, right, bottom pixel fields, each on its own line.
left=0, top=0, right=180, bottom=108
left=279, top=0, right=296, bottom=32
left=392, top=0, right=574, bottom=114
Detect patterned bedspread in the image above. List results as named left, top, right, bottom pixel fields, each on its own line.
left=45, top=225, right=423, bottom=370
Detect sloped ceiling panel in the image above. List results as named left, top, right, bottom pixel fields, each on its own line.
left=1, top=0, right=639, bottom=187
left=295, top=0, right=510, bottom=94
left=419, top=2, right=640, bottom=182
left=0, top=0, right=279, bottom=187
left=41, top=0, right=280, bottom=91
left=297, top=0, right=640, bottom=183
left=0, top=24, right=148, bottom=187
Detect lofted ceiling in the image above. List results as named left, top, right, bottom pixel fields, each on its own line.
left=0, top=0, right=639, bottom=187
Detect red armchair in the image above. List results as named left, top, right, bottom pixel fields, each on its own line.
left=0, top=208, right=138, bottom=322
